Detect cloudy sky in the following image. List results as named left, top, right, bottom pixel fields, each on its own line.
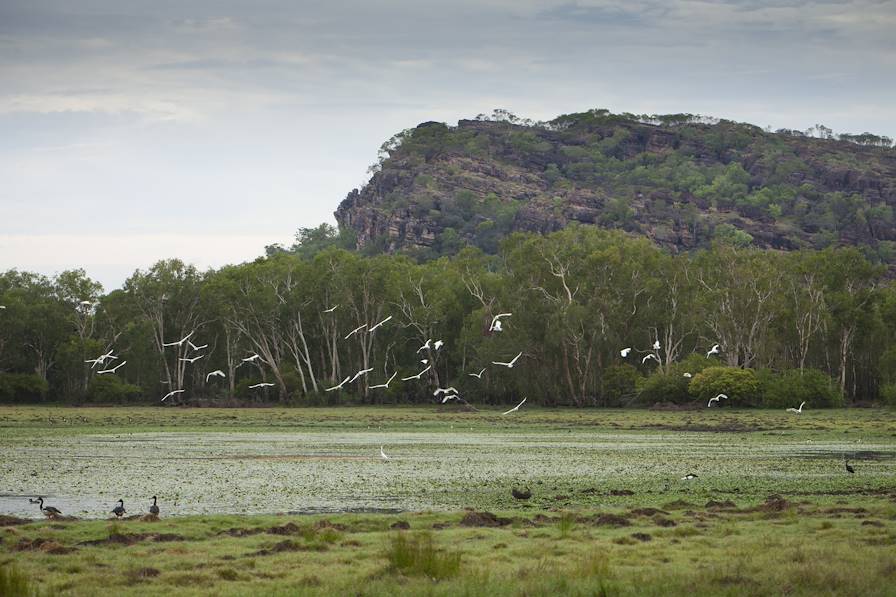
left=2, top=0, right=894, bottom=289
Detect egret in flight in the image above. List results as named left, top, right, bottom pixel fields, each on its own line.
left=468, top=368, right=486, bottom=379
left=706, top=344, right=720, bottom=358
left=97, top=361, right=126, bottom=374
left=489, top=313, right=512, bottom=332
left=369, top=315, right=392, bottom=332
left=683, top=372, right=692, bottom=378
left=492, top=352, right=523, bottom=368
left=344, top=324, right=367, bottom=340
left=179, top=355, right=205, bottom=364
left=370, top=372, right=397, bottom=389
left=206, top=370, right=225, bottom=382
left=323, top=305, right=339, bottom=313
left=349, top=368, right=373, bottom=383
left=433, top=387, right=458, bottom=397
left=402, top=365, right=431, bottom=381
left=620, top=347, right=632, bottom=358
left=653, top=340, right=661, bottom=350
left=786, top=401, right=806, bottom=414
left=642, top=354, right=659, bottom=364
left=161, top=389, right=185, bottom=402
left=249, top=382, right=275, bottom=389
left=162, top=331, right=194, bottom=348
left=502, top=397, right=527, bottom=415
left=434, top=340, right=444, bottom=350
left=240, top=354, right=261, bottom=365
left=417, top=339, right=432, bottom=353
left=325, top=376, right=351, bottom=392
left=188, top=341, right=208, bottom=351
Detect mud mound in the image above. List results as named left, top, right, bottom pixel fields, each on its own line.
left=15, top=538, right=75, bottom=555
left=253, top=540, right=302, bottom=556
left=312, top=520, right=346, bottom=532
left=758, top=495, right=790, bottom=512
left=460, top=511, right=512, bottom=527
left=610, top=489, right=635, bottom=496
left=80, top=532, right=184, bottom=546
left=629, top=508, right=669, bottom=517
left=592, top=514, right=631, bottom=527
left=267, top=522, right=302, bottom=535
left=861, top=520, right=884, bottom=527
left=390, top=521, right=410, bottom=530
left=705, top=500, right=737, bottom=510
left=663, top=500, right=697, bottom=510
left=653, top=516, right=677, bottom=527
left=219, top=527, right=263, bottom=537
left=631, top=532, right=653, bottom=542
left=0, top=515, right=31, bottom=526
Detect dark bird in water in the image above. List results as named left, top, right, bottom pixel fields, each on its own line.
left=511, top=487, right=532, bottom=500
left=845, top=459, right=855, bottom=474
left=112, top=499, right=126, bottom=518
left=149, top=496, right=160, bottom=516
left=36, top=497, right=61, bottom=518
left=681, top=473, right=699, bottom=480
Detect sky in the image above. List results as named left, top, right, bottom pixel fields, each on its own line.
left=1, top=0, right=894, bottom=290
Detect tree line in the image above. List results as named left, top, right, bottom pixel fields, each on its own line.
left=2, top=226, right=896, bottom=407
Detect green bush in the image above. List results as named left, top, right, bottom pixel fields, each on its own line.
left=600, top=364, right=641, bottom=406
left=688, top=366, right=761, bottom=406
left=880, top=383, right=896, bottom=407
left=761, top=368, right=843, bottom=408
left=0, top=373, right=49, bottom=403
left=86, top=375, right=142, bottom=403
left=637, top=354, right=716, bottom=405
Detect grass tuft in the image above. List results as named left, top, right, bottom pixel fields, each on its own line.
left=384, top=532, right=461, bottom=580
left=0, top=565, right=39, bottom=597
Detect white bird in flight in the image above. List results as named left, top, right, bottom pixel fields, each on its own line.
left=642, top=354, right=659, bottom=364
left=502, top=397, right=527, bottom=415
left=707, top=395, right=722, bottom=407
left=241, top=354, right=261, bottom=364
left=0, top=305, right=5, bottom=309
left=249, top=382, right=275, bottom=389
left=468, top=368, right=486, bottom=379
left=162, top=331, right=194, bottom=347
left=369, top=315, right=392, bottom=332
left=85, top=350, right=117, bottom=368
left=786, top=401, right=806, bottom=414
left=187, top=341, right=208, bottom=351
left=489, top=313, right=512, bottom=332
left=620, top=348, right=632, bottom=358
left=420, top=359, right=428, bottom=365
left=349, top=368, right=373, bottom=383
left=653, top=340, right=661, bottom=350
left=380, top=446, right=390, bottom=461
left=97, top=361, right=126, bottom=374
left=417, top=339, right=432, bottom=353
left=492, top=352, right=523, bottom=368
left=206, top=370, right=225, bottom=382
left=344, top=324, right=367, bottom=340
left=323, top=304, right=339, bottom=313
left=683, top=372, right=692, bottom=378
left=706, top=344, right=720, bottom=358
left=434, top=340, right=444, bottom=350
left=325, top=376, right=351, bottom=392
left=161, top=389, right=185, bottom=402
left=179, top=355, right=205, bottom=364
left=433, top=387, right=458, bottom=397
left=370, top=372, right=397, bottom=389
left=402, top=365, right=431, bottom=381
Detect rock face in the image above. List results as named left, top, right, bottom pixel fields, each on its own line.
left=334, top=112, right=896, bottom=258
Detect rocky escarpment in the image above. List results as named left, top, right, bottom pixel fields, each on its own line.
left=335, top=112, right=896, bottom=259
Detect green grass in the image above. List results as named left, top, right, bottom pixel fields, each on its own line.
left=1, top=406, right=894, bottom=595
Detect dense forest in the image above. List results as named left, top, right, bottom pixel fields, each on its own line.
left=335, top=109, right=896, bottom=264
left=3, top=227, right=896, bottom=408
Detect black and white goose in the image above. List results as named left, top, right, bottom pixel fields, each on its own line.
left=149, top=496, right=160, bottom=516
left=36, top=497, right=62, bottom=518
left=112, top=499, right=126, bottom=518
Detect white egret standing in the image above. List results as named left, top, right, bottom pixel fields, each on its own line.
left=380, top=446, right=390, bottom=461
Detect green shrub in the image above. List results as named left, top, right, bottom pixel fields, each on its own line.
left=86, top=375, right=142, bottom=403
left=761, top=368, right=843, bottom=408
left=880, top=383, right=896, bottom=407
left=600, top=364, right=641, bottom=406
left=688, top=366, right=761, bottom=406
left=0, top=373, right=49, bottom=403
left=385, top=532, right=461, bottom=579
left=636, top=354, right=717, bottom=405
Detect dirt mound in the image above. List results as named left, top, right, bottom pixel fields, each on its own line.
left=532, top=514, right=556, bottom=525
left=610, top=489, right=635, bottom=496
left=312, top=520, right=346, bottom=532
left=592, top=514, right=631, bottom=527
left=219, top=527, right=263, bottom=537
left=0, top=515, right=31, bottom=526
left=267, top=522, right=302, bottom=535
left=663, top=500, right=697, bottom=510
left=631, top=532, right=653, bottom=542
left=390, top=521, right=410, bottom=530
left=460, top=511, right=512, bottom=527
left=824, top=507, right=867, bottom=515
left=80, top=532, right=184, bottom=546
left=629, top=508, right=669, bottom=517
left=705, top=500, right=737, bottom=509
left=15, top=538, right=75, bottom=555
left=861, top=520, right=884, bottom=527
left=127, top=567, right=160, bottom=581
left=253, top=540, right=302, bottom=556
left=653, top=516, right=677, bottom=527
left=758, top=495, right=790, bottom=512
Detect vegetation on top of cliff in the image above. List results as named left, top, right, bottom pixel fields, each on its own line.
left=334, top=108, right=896, bottom=264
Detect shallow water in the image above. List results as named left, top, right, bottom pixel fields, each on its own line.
left=2, top=425, right=895, bottom=519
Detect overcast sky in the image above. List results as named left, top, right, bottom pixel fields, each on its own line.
left=2, top=0, right=894, bottom=289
